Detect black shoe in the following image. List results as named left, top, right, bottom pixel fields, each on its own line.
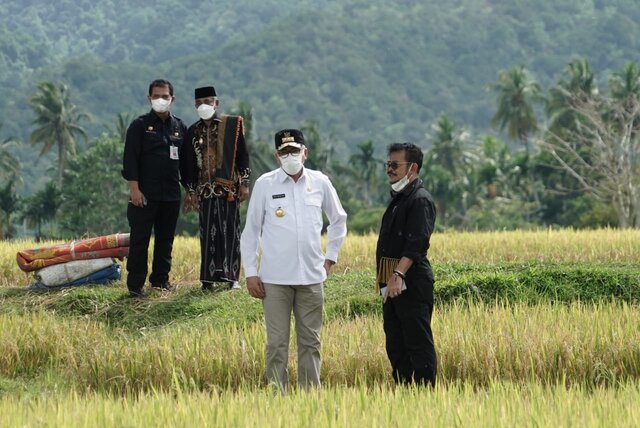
left=201, top=282, right=214, bottom=291
left=151, top=282, right=175, bottom=291
left=128, top=289, right=148, bottom=299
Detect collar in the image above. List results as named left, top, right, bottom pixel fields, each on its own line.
left=146, top=110, right=174, bottom=124
left=390, top=177, right=421, bottom=198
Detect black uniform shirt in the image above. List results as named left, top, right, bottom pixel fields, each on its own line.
left=376, top=178, right=437, bottom=302
left=121, top=110, right=187, bottom=202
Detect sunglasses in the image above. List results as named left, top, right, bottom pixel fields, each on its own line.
left=385, top=161, right=412, bottom=170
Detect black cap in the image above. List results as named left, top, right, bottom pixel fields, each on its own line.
left=274, top=129, right=304, bottom=150
left=194, top=86, right=216, bottom=99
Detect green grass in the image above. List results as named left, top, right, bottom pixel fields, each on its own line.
left=1, top=383, right=639, bottom=427
left=1, top=231, right=639, bottom=426
left=1, top=262, right=638, bottom=330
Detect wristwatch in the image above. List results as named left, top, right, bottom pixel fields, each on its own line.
left=393, top=270, right=406, bottom=279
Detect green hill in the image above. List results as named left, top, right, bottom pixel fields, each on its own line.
left=1, top=0, right=639, bottom=164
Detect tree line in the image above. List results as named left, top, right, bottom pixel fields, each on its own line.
left=1, top=56, right=639, bottom=240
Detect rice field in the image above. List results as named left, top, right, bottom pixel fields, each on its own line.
left=0, top=229, right=639, bottom=426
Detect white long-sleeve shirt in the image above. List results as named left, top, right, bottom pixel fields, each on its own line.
left=241, top=167, right=347, bottom=285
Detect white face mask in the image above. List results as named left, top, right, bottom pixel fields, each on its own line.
left=279, top=153, right=304, bottom=175
left=197, top=104, right=215, bottom=120
left=151, top=98, right=172, bottom=113
left=391, top=165, right=413, bottom=192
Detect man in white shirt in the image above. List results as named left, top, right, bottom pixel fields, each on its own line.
left=241, top=128, right=347, bottom=392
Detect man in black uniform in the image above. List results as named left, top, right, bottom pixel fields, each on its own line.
left=376, top=142, right=438, bottom=386
left=122, top=79, right=188, bottom=298
left=182, top=85, right=250, bottom=291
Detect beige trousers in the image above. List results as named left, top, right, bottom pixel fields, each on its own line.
left=262, top=282, right=324, bottom=392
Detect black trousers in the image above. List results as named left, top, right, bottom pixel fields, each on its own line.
left=383, top=293, right=437, bottom=386
left=126, top=199, right=180, bottom=292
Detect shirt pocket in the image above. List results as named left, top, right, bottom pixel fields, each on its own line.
left=267, top=198, right=291, bottom=223
left=304, top=194, right=323, bottom=226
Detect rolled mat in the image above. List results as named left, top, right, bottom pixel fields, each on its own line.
left=28, top=263, right=121, bottom=290
left=34, top=257, right=116, bottom=287
left=16, top=233, right=129, bottom=272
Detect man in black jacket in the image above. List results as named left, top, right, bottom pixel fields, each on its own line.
left=376, top=142, right=438, bottom=386
left=122, top=79, right=188, bottom=298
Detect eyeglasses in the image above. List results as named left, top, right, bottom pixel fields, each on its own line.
left=385, top=161, right=412, bottom=170
left=278, top=151, right=302, bottom=159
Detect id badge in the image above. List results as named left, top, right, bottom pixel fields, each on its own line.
left=169, top=145, right=179, bottom=160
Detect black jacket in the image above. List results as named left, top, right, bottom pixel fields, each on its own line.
left=376, top=179, right=437, bottom=302
left=121, top=110, right=187, bottom=201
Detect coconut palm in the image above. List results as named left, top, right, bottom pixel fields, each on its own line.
left=490, top=65, right=541, bottom=152
left=0, top=124, right=21, bottom=182
left=104, top=112, right=136, bottom=143
left=21, top=181, right=61, bottom=241
left=348, top=140, right=381, bottom=206
left=609, top=62, right=640, bottom=101
left=546, top=58, right=598, bottom=135
left=490, top=66, right=542, bottom=211
left=0, top=178, right=20, bottom=239
left=28, top=81, right=90, bottom=185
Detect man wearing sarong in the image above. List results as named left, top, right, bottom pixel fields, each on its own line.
left=182, top=86, right=250, bottom=291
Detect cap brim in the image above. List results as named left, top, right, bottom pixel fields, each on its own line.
left=277, top=142, right=303, bottom=150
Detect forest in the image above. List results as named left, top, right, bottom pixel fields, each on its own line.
left=0, top=0, right=639, bottom=237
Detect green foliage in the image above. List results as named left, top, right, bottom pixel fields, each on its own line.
left=1, top=1, right=639, bottom=231
left=57, top=136, right=129, bottom=237
left=0, top=179, right=20, bottom=239
left=27, top=82, right=90, bottom=185
left=347, top=207, right=385, bottom=234
left=19, top=181, right=61, bottom=241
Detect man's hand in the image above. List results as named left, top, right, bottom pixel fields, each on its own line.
left=383, top=272, right=404, bottom=304
left=128, top=181, right=146, bottom=207
left=130, top=188, right=146, bottom=207
left=246, top=275, right=265, bottom=299
left=323, top=259, right=335, bottom=276
left=238, top=184, right=250, bottom=202
left=183, top=193, right=198, bottom=213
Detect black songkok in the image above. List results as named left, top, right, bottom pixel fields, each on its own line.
left=194, top=86, right=216, bottom=99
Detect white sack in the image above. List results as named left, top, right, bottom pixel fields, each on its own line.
left=35, top=258, right=116, bottom=286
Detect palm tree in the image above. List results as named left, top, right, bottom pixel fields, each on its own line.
left=28, top=81, right=90, bottom=185
left=348, top=141, right=381, bottom=206
left=21, top=181, right=61, bottom=241
left=609, top=62, right=640, bottom=101
left=301, top=120, right=334, bottom=173
left=0, top=124, right=21, bottom=182
left=0, top=178, right=20, bottom=239
left=546, top=58, right=598, bottom=135
left=424, top=114, right=477, bottom=225
left=490, top=65, right=542, bottom=211
left=104, top=112, right=136, bottom=143
left=490, top=65, right=541, bottom=153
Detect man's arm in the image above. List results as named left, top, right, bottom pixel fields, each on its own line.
left=240, top=177, right=266, bottom=278
left=322, top=177, right=348, bottom=266
left=181, top=125, right=199, bottom=212
left=122, top=119, right=145, bottom=207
